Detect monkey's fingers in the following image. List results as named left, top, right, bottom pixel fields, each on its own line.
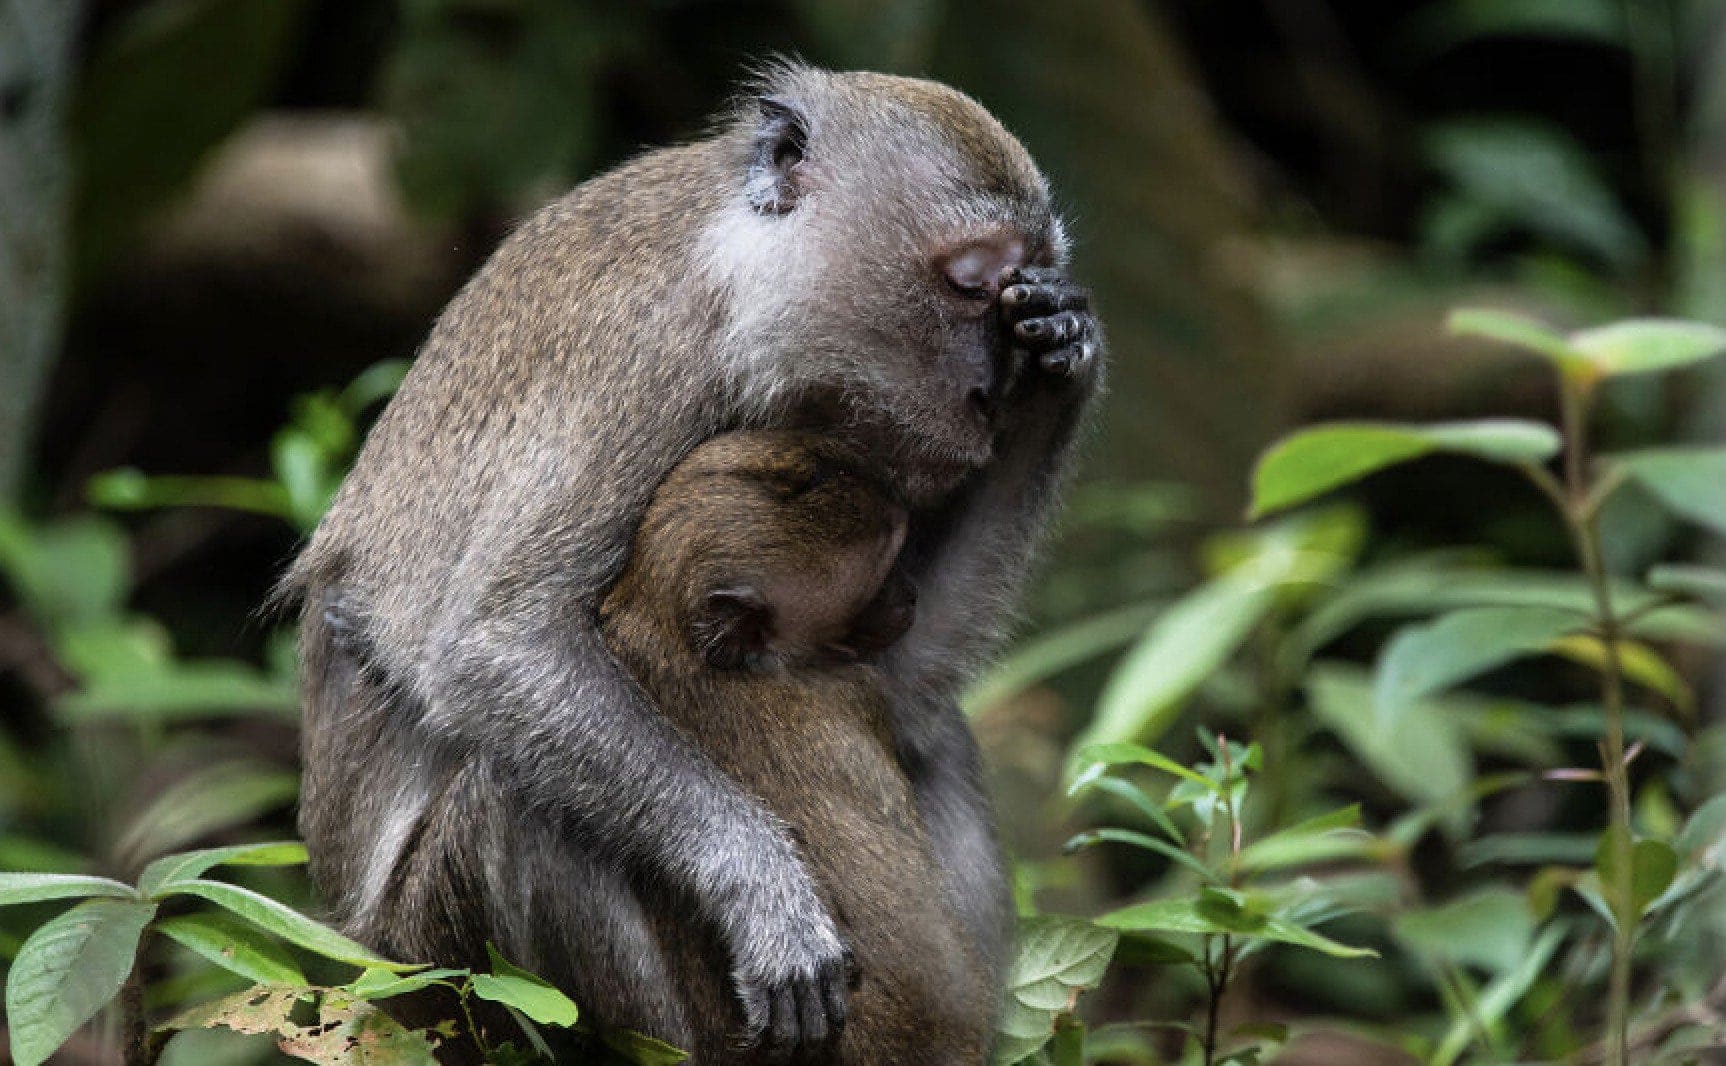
left=1014, top=310, right=1091, bottom=352
left=738, top=982, right=772, bottom=1047
left=1039, top=340, right=1099, bottom=380
left=765, top=983, right=800, bottom=1059
left=1000, top=278, right=1089, bottom=317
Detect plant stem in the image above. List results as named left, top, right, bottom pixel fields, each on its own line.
left=1557, top=376, right=1634, bottom=1066
left=1201, top=933, right=1234, bottom=1066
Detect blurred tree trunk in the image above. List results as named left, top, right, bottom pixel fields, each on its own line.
left=0, top=0, right=80, bottom=502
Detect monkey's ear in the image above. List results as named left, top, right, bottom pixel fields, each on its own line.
left=694, top=586, right=776, bottom=670
left=746, top=95, right=809, bottom=216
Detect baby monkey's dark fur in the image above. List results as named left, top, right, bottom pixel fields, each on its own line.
left=598, top=430, right=989, bottom=1063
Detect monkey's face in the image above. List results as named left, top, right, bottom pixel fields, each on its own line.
left=630, top=431, right=913, bottom=671
left=710, top=67, right=1067, bottom=506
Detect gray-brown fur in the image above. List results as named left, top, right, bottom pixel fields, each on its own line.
left=289, top=61, right=1102, bottom=1060
left=598, top=429, right=988, bottom=1062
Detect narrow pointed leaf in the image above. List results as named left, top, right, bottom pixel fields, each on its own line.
left=5, top=899, right=156, bottom=1066
left=0, top=873, right=139, bottom=907
left=1549, top=635, right=1693, bottom=717
left=1447, top=308, right=1581, bottom=365
left=138, top=840, right=307, bottom=898
left=165, top=879, right=409, bottom=969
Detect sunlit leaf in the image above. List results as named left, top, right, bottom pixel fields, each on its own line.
left=471, top=944, right=578, bottom=1028
left=138, top=841, right=308, bottom=898
left=996, top=916, right=1117, bottom=1064
left=1250, top=420, right=1561, bottom=519
left=1570, top=318, right=1726, bottom=377
left=5, top=899, right=156, bottom=1066
left=1549, top=635, right=1694, bottom=717
left=0, top=872, right=139, bottom=907
left=1447, top=308, right=1579, bottom=365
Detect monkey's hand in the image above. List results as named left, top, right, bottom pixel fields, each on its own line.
left=730, top=874, right=855, bottom=1057
left=999, top=266, right=1102, bottom=390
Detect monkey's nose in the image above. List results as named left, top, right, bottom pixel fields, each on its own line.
left=939, top=236, right=1026, bottom=299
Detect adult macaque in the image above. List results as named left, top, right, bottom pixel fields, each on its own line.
left=290, top=62, right=1102, bottom=1056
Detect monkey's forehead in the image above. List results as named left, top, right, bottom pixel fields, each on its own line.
left=754, top=65, right=1051, bottom=210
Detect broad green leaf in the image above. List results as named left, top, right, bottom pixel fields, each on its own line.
left=1076, top=572, right=1274, bottom=750
left=1374, top=606, right=1584, bottom=724
left=138, top=841, right=308, bottom=898
left=0, top=872, right=138, bottom=907
left=964, top=601, right=1164, bottom=714
left=165, top=879, right=409, bottom=970
left=1307, top=666, right=1474, bottom=825
left=347, top=966, right=469, bottom=1000
left=1648, top=564, right=1726, bottom=604
left=1676, top=793, right=1726, bottom=861
left=1570, top=319, right=1726, bottom=378
left=56, top=660, right=298, bottom=723
left=157, top=912, right=305, bottom=985
left=5, top=898, right=156, bottom=1066
left=1549, top=635, right=1694, bottom=717
left=1239, top=806, right=1376, bottom=873
left=471, top=944, right=578, bottom=1027
left=1249, top=420, right=1561, bottom=519
left=1612, top=448, right=1726, bottom=537
left=1597, top=832, right=1678, bottom=924
left=996, top=916, right=1117, bottom=1064
left=0, top=513, right=129, bottom=628
left=1392, top=887, right=1533, bottom=974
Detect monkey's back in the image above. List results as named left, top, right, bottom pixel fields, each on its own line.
left=628, top=665, right=992, bottom=1065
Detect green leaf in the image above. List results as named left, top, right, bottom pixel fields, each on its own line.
left=964, top=601, right=1164, bottom=714
left=1062, top=829, right=1216, bottom=882
left=1068, top=742, right=1212, bottom=792
left=1430, top=925, right=1566, bottom=1066
left=164, top=879, right=409, bottom=970
left=1083, top=776, right=1186, bottom=846
left=471, top=944, right=578, bottom=1028
left=995, top=916, right=1117, bottom=1064
left=1676, top=793, right=1726, bottom=861
left=1096, top=898, right=1374, bottom=958
left=347, top=967, right=470, bottom=1000
left=1392, top=887, right=1534, bottom=974
left=1647, top=564, right=1726, bottom=604
left=1597, top=831, right=1678, bottom=924
left=1076, top=572, right=1275, bottom=750
left=0, top=872, right=139, bottom=907
left=0, top=513, right=130, bottom=628
left=1612, top=448, right=1726, bottom=537
left=1447, top=308, right=1579, bottom=365
left=117, top=762, right=299, bottom=868
left=138, top=841, right=307, bottom=898
left=1549, top=635, right=1694, bottom=717
left=599, top=1027, right=691, bottom=1065
left=86, top=470, right=293, bottom=521
left=1249, top=420, right=1561, bottom=519
left=1307, top=666, right=1475, bottom=825
left=5, top=899, right=156, bottom=1066
left=157, top=912, right=306, bottom=985
left=1374, top=606, right=1585, bottom=724
left=1569, top=318, right=1726, bottom=378
left=1239, top=806, right=1376, bottom=873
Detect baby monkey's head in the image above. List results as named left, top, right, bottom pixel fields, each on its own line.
left=611, top=430, right=916, bottom=672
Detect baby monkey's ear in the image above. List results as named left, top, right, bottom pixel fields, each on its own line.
left=843, top=569, right=918, bottom=658
left=746, top=95, right=809, bottom=215
left=694, top=585, right=776, bottom=670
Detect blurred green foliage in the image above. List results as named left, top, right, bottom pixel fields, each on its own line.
left=2, top=0, right=1725, bottom=1063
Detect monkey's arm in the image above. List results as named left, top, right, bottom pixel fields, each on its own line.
left=406, top=588, right=851, bottom=1052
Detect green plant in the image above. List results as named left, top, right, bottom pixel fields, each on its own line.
left=1249, top=310, right=1726, bottom=1064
